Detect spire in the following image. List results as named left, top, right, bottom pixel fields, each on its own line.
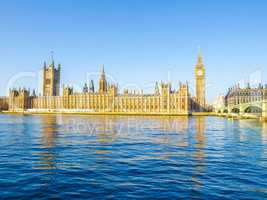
left=51, top=51, right=54, bottom=62
left=155, top=82, right=159, bottom=95
left=101, top=65, right=105, bottom=79
left=32, top=89, right=36, bottom=97
left=196, top=47, right=204, bottom=71
left=89, top=80, right=95, bottom=93
left=43, top=61, right=47, bottom=69
left=198, top=46, right=202, bottom=56
left=83, top=83, right=88, bottom=93
left=51, top=50, right=55, bottom=67
left=99, top=65, right=107, bottom=93
left=197, top=47, right=203, bottom=64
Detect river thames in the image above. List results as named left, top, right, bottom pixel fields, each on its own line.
left=0, top=114, right=266, bottom=199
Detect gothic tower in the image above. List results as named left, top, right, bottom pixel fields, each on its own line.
left=43, top=58, right=61, bottom=96
left=195, top=52, right=206, bottom=110
left=99, top=66, right=107, bottom=93
left=89, top=80, right=95, bottom=93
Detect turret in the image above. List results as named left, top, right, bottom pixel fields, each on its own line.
left=83, top=83, right=88, bottom=93
left=63, top=86, right=73, bottom=96
left=108, top=84, right=118, bottom=96
left=124, top=89, right=129, bottom=95
left=32, top=89, right=37, bottom=97
left=99, top=66, right=107, bottom=93
left=58, top=63, right=61, bottom=72
left=43, top=53, right=61, bottom=96
left=155, top=82, right=159, bottom=95
left=160, top=82, right=171, bottom=96
left=89, top=80, right=95, bottom=93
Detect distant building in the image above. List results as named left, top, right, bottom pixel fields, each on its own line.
left=6, top=53, right=207, bottom=115
left=189, top=52, right=207, bottom=112
left=213, top=95, right=225, bottom=113
left=220, top=84, right=267, bottom=120
left=224, top=84, right=267, bottom=112
left=8, top=88, right=32, bottom=111
left=43, top=60, right=60, bottom=96
left=0, top=97, right=8, bottom=111
left=195, top=52, right=206, bottom=111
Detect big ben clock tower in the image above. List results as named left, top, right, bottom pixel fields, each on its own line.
left=195, top=52, right=206, bottom=110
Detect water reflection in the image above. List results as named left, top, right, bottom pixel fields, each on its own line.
left=195, top=117, right=206, bottom=160
left=38, top=115, right=58, bottom=170
left=2, top=114, right=267, bottom=199
left=159, top=117, right=189, bottom=145
left=192, top=117, right=206, bottom=189
left=41, top=116, right=58, bottom=148
left=262, top=122, right=267, bottom=142
left=37, top=115, right=204, bottom=175
left=55, top=116, right=191, bottom=146
left=262, top=122, right=267, bottom=158
left=97, top=116, right=119, bottom=144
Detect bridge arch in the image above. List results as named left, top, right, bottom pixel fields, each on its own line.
left=244, top=106, right=262, bottom=114
left=231, top=108, right=240, bottom=114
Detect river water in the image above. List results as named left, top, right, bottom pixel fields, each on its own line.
left=0, top=114, right=266, bottom=199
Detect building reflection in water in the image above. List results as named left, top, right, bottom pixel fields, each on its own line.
left=38, top=115, right=58, bottom=170
left=97, top=116, right=119, bottom=145
left=262, top=122, right=267, bottom=157
left=59, top=115, right=190, bottom=147
left=137, top=116, right=190, bottom=160
left=262, top=122, right=267, bottom=142
left=94, top=116, right=119, bottom=155
left=35, top=115, right=193, bottom=163
left=192, top=116, right=206, bottom=189
left=151, top=116, right=189, bottom=147
left=56, top=116, right=190, bottom=157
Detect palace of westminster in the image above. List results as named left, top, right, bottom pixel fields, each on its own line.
left=0, top=54, right=206, bottom=114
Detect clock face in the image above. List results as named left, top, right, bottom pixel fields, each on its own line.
left=197, top=70, right=203, bottom=76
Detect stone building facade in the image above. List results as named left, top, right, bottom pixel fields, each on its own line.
left=220, top=84, right=267, bottom=121
left=225, top=85, right=267, bottom=108
left=7, top=54, right=206, bottom=115
left=195, top=53, right=206, bottom=111
left=9, top=82, right=190, bottom=115
left=8, top=89, right=32, bottom=112
left=0, top=97, right=8, bottom=111
left=43, top=60, right=60, bottom=96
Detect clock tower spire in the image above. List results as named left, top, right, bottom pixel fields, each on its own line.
left=195, top=51, right=206, bottom=110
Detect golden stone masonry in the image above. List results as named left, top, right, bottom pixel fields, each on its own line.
left=1, top=53, right=206, bottom=115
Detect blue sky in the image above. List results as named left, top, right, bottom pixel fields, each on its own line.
left=0, top=0, right=267, bottom=102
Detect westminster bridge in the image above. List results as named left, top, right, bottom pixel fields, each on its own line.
left=219, top=86, right=267, bottom=120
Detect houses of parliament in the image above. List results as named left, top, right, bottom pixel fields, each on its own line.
left=0, top=53, right=206, bottom=114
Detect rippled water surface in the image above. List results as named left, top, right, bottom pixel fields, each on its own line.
left=0, top=114, right=267, bottom=199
